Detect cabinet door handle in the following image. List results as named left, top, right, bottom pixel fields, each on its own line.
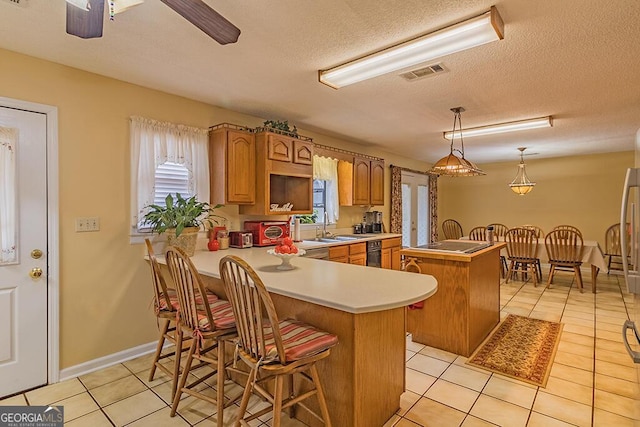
left=622, top=320, right=640, bottom=363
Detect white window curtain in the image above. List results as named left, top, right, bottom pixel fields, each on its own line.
left=313, top=155, right=339, bottom=223
left=0, top=126, right=17, bottom=263
left=130, top=116, right=210, bottom=230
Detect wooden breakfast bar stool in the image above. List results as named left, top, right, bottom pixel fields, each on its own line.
left=165, top=246, right=239, bottom=427
left=219, top=255, right=339, bottom=427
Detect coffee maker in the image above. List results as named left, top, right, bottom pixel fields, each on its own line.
left=364, top=211, right=383, bottom=233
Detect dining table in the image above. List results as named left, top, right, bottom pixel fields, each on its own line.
left=463, top=237, right=607, bottom=293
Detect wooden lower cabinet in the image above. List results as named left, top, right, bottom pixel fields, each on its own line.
left=382, top=237, right=402, bottom=270
left=400, top=244, right=503, bottom=356
left=349, top=242, right=367, bottom=265
left=330, top=242, right=367, bottom=265
left=329, top=246, right=349, bottom=263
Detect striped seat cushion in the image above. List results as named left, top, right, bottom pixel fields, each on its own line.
left=195, top=299, right=236, bottom=331
left=263, top=319, right=338, bottom=362
left=156, top=288, right=219, bottom=312
left=156, top=288, right=179, bottom=312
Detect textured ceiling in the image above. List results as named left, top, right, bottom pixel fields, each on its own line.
left=1, top=0, right=639, bottom=164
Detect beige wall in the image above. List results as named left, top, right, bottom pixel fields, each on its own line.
left=0, top=48, right=428, bottom=369
left=438, top=151, right=634, bottom=247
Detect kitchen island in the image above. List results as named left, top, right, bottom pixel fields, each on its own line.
left=400, top=241, right=505, bottom=357
left=154, top=244, right=437, bottom=427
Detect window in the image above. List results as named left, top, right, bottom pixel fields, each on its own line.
left=312, top=179, right=327, bottom=223
left=312, top=155, right=339, bottom=224
left=153, top=162, right=191, bottom=205
left=130, top=116, right=209, bottom=237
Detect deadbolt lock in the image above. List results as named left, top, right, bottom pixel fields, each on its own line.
left=31, top=249, right=43, bottom=259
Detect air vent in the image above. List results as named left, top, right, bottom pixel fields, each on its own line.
left=400, top=63, right=447, bottom=81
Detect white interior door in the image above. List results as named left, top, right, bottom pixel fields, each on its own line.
left=401, top=171, right=430, bottom=248
left=0, top=106, right=48, bottom=397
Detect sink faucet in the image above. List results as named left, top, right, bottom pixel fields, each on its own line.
left=323, top=211, right=334, bottom=238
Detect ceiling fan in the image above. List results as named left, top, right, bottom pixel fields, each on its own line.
left=65, top=0, right=240, bottom=45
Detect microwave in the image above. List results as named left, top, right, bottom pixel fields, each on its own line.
left=244, top=221, right=290, bottom=247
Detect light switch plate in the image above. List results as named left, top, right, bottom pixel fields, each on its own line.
left=75, top=217, right=100, bottom=232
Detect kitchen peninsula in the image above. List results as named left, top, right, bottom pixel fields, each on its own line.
left=154, top=244, right=437, bottom=427
left=401, top=241, right=505, bottom=357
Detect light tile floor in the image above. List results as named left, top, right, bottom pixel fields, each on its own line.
left=1, top=268, right=639, bottom=426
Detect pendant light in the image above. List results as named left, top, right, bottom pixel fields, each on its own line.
left=429, top=107, right=485, bottom=177
left=509, top=147, right=536, bottom=195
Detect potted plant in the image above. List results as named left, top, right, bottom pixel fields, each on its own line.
left=143, top=193, right=223, bottom=256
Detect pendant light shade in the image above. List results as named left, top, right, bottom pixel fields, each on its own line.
left=429, top=107, right=485, bottom=177
left=509, top=147, right=536, bottom=195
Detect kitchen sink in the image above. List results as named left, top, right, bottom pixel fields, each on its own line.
left=303, top=238, right=343, bottom=243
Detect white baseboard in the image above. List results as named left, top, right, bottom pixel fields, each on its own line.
left=58, top=341, right=158, bottom=382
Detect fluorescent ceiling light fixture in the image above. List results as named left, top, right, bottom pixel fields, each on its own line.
left=444, top=116, right=553, bottom=139
left=319, top=6, right=504, bottom=89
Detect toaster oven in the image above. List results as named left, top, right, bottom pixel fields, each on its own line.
left=244, top=221, right=290, bottom=247
left=229, top=231, right=253, bottom=248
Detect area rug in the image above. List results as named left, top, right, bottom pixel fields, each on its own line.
left=466, top=314, right=563, bottom=387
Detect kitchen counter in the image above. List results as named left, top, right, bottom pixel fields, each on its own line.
left=295, top=232, right=402, bottom=249
left=179, top=238, right=431, bottom=314
left=153, top=244, right=436, bottom=427
left=401, top=242, right=504, bottom=356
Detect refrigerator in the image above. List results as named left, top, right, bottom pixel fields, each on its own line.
left=620, top=168, right=640, bottom=377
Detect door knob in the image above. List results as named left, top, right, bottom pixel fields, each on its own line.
left=31, top=249, right=43, bottom=259
left=29, top=267, right=43, bottom=279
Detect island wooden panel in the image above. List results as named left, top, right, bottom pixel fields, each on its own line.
left=199, top=275, right=406, bottom=427
left=401, top=243, right=504, bottom=357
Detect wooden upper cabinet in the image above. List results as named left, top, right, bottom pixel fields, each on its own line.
left=370, top=159, right=385, bottom=206
left=353, top=157, right=371, bottom=205
left=209, top=124, right=255, bottom=205
left=339, top=156, right=384, bottom=206
left=293, top=140, right=313, bottom=165
left=267, top=134, right=293, bottom=162
left=240, top=130, right=314, bottom=216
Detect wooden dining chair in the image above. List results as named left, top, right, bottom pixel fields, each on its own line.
left=552, top=224, right=582, bottom=237
left=468, top=226, right=487, bottom=241
left=442, top=219, right=463, bottom=240
left=165, top=247, right=239, bottom=426
left=520, top=225, right=544, bottom=277
left=488, top=223, right=509, bottom=241
left=545, top=229, right=585, bottom=292
left=219, top=255, right=338, bottom=427
left=505, top=228, right=540, bottom=285
left=605, top=223, right=632, bottom=273
left=521, top=225, right=544, bottom=239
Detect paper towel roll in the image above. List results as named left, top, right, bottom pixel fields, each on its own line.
left=294, top=217, right=301, bottom=241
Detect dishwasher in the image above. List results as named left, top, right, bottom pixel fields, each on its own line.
left=301, top=247, right=329, bottom=260
left=366, top=240, right=382, bottom=267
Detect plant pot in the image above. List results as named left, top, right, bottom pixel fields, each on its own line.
left=166, top=227, right=200, bottom=256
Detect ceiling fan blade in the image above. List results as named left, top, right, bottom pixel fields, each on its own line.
left=160, top=0, right=240, bottom=45
left=66, top=0, right=104, bottom=39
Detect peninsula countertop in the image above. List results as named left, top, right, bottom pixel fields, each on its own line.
left=154, top=244, right=437, bottom=314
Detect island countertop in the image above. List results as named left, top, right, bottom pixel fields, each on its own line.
left=155, top=245, right=437, bottom=314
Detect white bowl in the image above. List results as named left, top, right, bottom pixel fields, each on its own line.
left=267, top=248, right=306, bottom=270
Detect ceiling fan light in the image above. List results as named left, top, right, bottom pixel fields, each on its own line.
left=319, top=6, right=503, bottom=89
